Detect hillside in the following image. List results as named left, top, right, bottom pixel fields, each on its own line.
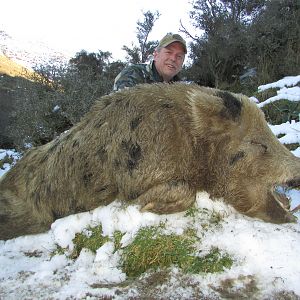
left=0, top=29, right=74, bottom=148
left=0, top=73, right=21, bottom=148
left=0, top=54, right=33, bottom=77
left=0, top=53, right=32, bottom=148
left=0, top=68, right=38, bottom=148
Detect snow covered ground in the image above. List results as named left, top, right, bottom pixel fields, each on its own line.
left=0, top=76, right=299, bottom=299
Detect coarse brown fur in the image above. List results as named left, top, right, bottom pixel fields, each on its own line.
left=1, top=83, right=300, bottom=240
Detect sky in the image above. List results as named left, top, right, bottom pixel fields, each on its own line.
left=0, top=0, right=196, bottom=60
left=0, top=76, right=300, bottom=299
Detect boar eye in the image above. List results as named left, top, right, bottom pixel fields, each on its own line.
left=250, top=141, right=268, bottom=153
left=229, top=151, right=245, bottom=165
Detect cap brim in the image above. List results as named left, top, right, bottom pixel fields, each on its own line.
left=164, top=40, right=187, bottom=53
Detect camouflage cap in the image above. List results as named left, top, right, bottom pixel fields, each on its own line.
left=158, top=33, right=187, bottom=54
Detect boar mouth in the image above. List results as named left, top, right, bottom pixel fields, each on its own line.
left=286, top=178, right=300, bottom=189
left=273, top=177, right=300, bottom=212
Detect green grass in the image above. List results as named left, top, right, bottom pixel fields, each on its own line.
left=185, top=247, right=233, bottom=273
left=0, top=154, right=14, bottom=169
left=185, top=206, right=225, bottom=230
left=70, top=225, right=110, bottom=259
left=113, top=230, right=124, bottom=252
left=53, top=209, right=233, bottom=278
left=121, top=226, right=233, bottom=278
left=121, top=226, right=196, bottom=277
left=51, top=226, right=124, bottom=258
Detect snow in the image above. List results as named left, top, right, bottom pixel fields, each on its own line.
left=0, top=149, right=21, bottom=177
left=0, top=76, right=300, bottom=299
left=258, top=75, right=300, bottom=91
left=269, top=120, right=300, bottom=146
left=258, top=75, right=300, bottom=107
left=1, top=197, right=300, bottom=299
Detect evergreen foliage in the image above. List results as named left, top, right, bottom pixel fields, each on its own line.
left=187, top=0, right=299, bottom=91
left=248, top=0, right=300, bottom=83
left=183, top=0, right=266, bottom=89
left=122, top=10, right=160, bottom=63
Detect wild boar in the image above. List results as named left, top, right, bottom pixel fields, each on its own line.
left=0, top=83, right=299, bottom=240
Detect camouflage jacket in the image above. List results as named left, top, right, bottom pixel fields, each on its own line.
left=113, top=60, right=181, bottom=91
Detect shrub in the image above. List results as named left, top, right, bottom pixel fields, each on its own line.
left=261, top=100, right=300, bottom=125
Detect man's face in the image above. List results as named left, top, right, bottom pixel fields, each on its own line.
left=153, top=42, right=185, bottom=82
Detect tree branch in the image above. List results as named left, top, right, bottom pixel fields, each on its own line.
left=179, top=19, right=200, bottom=42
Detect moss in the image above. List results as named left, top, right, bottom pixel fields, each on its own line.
left=184, top=206, right=200, bottom=218
left=185, top=206, right=224, bottom=224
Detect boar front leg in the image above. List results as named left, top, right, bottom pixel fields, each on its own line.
left=138, top=181, right=196, bottom=214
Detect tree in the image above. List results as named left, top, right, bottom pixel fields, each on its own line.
left=63, top=50, right=120, bottom=123
left=248, top=0, right=300, bottom=83
left=70, top=50, right=111, bottom=78
left=183, top=0, right=265, bottom=88
left=123, top=10, right=160, bottom=63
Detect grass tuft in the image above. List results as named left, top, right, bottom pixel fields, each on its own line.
left=0, top=154, right=14, bottom=170
left=70, top=225, right=110, bottom=259
left=121, top=226, right=196, bottom=277
left=51, top=244, right=67, bottom=257
left=186, top=247, right=233, bottom=273
left=113, top=230, right=124, bottom=252
left=52, top=211, right=233, bottom=278
left=121, top=226, right=233, bottom=278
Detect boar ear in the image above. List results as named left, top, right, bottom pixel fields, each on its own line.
left=188, top=88, right=243, bottom=138
left=188, top=88, right=242, bottom=123
left=216, top=91, right=242, bottom=121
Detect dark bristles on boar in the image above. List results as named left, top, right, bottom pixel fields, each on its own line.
left=0, top=83, right=299, bottom=240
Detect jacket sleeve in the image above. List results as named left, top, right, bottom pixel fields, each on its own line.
left=113, top=65, right=146, bottom=91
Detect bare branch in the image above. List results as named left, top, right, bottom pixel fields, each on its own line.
left=179, top=19, right=199, bottom=42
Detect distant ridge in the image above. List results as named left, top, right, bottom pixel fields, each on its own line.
left=0, top=30, right=71, bottom=70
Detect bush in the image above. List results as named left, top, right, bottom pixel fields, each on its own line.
left=261, top=100, right=300, bottom=125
